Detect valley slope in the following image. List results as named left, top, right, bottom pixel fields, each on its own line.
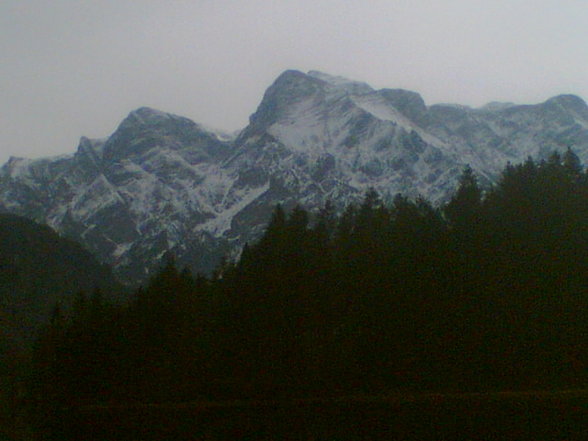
left=0, top=213, right=121, bottom=355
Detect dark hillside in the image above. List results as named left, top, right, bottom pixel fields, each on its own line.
left=0, top=213, right=122, bottom=344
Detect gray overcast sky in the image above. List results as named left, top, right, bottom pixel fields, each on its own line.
left=1, top=0, right=587, bottom=164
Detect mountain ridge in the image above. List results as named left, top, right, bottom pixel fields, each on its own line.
left=1, top=70, right=587, bottom=283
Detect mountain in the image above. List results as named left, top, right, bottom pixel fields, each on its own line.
left=1, top=70, right=588, bottom=283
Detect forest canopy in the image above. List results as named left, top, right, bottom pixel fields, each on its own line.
left=30, top=151, right=587, bottom=414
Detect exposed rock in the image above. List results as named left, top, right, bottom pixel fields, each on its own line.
left=1, top=70, right=587, bottom=283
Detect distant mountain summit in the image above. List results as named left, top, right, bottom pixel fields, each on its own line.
left=1, top=70, right=587, bottom=283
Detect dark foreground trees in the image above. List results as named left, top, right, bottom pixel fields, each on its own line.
left=30, top=153, right=587, bottom=418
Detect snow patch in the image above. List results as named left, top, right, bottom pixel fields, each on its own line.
left=195, top=181, right=270, bottom=236
left=307, top=71, right=372, bottom=94
left=113, top=242, right=133, bottom=259
left=351, top=94, right=413, bottom=127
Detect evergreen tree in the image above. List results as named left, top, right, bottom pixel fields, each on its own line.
left=563, top=146, right=582, bottom=176
left=444, top=165, right=482, bottom=231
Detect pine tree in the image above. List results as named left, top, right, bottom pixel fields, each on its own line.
left=563, top=146, right=582, bottom=176
left=444, top=166, right=482, bottom=231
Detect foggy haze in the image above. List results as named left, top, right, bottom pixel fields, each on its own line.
left=1, top=0, right=587, bottom=164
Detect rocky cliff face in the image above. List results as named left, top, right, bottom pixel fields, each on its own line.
left=2, top=70, right=587, bottom=283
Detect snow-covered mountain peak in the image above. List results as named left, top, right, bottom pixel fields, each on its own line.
left=2, top=69, right=588, bottom=284
left=120, top=107, right=235, bottom=143
left=542, top=94, right=588, bottom=119
left=126, top=106, right=173, bottom=124
left=246, top=70, right=326, bottom=131
left=248, top=70, right=380, bottom=134
left=101, top=106, right=232, bottom=165
left=307, top=70, right=373, bottom=94
left=376, top=89, right=428, bottom=124
left=117, top=107, right=198, bottom=133
left=268, top=70, right=325, bottom=95
left=544, top=94, right=586, bottom=107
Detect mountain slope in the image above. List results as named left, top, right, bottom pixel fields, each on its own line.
left=1, top=70, right=587, bottom=282
left=0, top=214, right=121, bottom=349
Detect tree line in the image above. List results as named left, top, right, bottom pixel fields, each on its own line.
left=29, top=149, right=587, bottom=418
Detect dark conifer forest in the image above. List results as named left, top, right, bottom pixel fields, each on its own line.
left=27, top=152, right=587, bottom=436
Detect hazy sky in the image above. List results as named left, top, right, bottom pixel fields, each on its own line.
left=2, top=0, right=587, bottom=164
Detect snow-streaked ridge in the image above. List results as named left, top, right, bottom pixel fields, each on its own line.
left=1, top=70, right=587, bottom=283
left=195, top=181, right=270, bottom=236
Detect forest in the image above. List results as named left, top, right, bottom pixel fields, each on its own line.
left=27, top=150, right=587, bottom=436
